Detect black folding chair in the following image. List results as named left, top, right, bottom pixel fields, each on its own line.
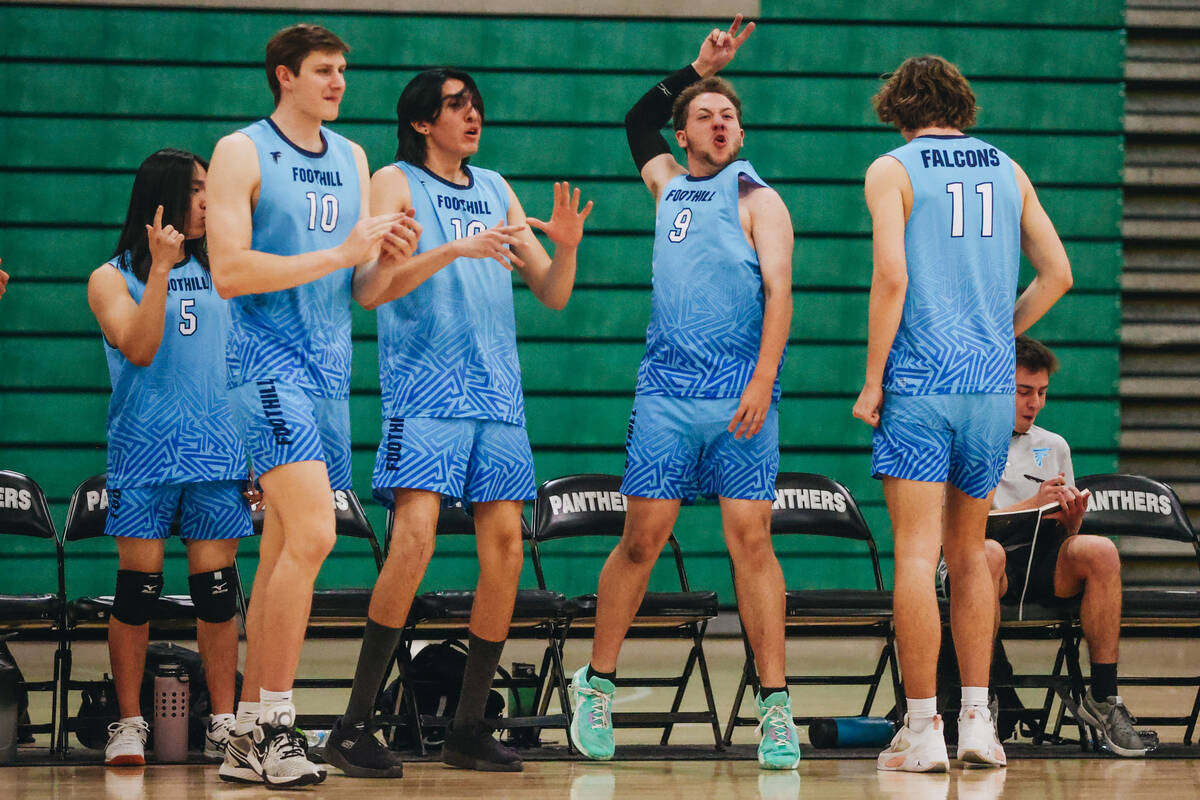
left=0, top=470, right=66, bottom=753
left=723, top=473, right=900, bottom=743
left=57, top=474, right=249, bottom=752
left=1073, top=473, right=1200, bottom=744
left=531, top=474, right=722, bottom=749
left=384, top=501, right=568, bottom=754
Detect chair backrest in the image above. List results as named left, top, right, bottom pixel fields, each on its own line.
left=0, top=470, right=57, bottom=541
left=1076, top=474, right=1199, bottom=548
left=771, top=473, right=874, bottom=542
left=63, top=474, right=111, bottom=542
left=769, top=473, right=884, bottom=591
left=534, top=474, right=627, bottom=542
left=533, top=474, right=694, bottom=593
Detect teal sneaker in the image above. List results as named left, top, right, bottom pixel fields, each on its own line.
left=755, top=691, right=801, bottom=770
left=568, top=665, right=615, bottom=760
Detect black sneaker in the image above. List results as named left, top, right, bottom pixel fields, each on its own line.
left=441, top=723, right=523, bottom=772
left=323, top=717, right=405, bottom=778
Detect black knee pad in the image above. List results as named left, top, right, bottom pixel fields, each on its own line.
left=188, top=566, right=238, bottom=623
left=112, top=569, right=164, bottom=625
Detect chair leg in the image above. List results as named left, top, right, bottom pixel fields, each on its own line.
left=885, top=630, right=904, bottom=719
left=55, top=638, right=73, bottom=757
left=659, top=641, right=700, bottom=745
left=692, top=627, right=724, bottom=750
left=1186, top=682, right=1200, bottom=745
left=722, top=649, right=754, bottom=747
left=861, top=639, right=890, bottom=717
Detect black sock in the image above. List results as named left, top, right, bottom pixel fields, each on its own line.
left=1091, top=662, right=1118, bottom=702
left=342, top=618, right=404, bottom=726
left=587, top=664, right=616, bottom=683
left=759, top=686, right=787, bottom=702
left=453, top=632, right=505, bottom=733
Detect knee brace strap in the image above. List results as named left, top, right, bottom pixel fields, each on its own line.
left=112, top=569, right=164, bottom=625
left=188, top=566, right=238, bottom=623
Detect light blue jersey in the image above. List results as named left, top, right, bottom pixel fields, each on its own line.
left=636, top=159, right=780, bottom=400
left=376, top=161, right=523, bottom=424
left=883, top=134, right=1023, bottom=396
left=225, top=118, right=361, bottom=399
left=104, top=254, right=246, bottom=487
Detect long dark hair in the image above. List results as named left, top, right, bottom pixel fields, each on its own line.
left=112, top=148, right=208, bottom=283
left=395, top=68, right=484, bottom=165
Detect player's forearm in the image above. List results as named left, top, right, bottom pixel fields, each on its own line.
left=362, top=242, right=461, bottom=308
left=863, top=273, right=906, bottom=387
left=210, top=245, right=350, bottom=299
left=529, top=245, right=578, bottom=310
left=350, top=259, right=391, bottom=309
left=1012, top=272, right=1071, bottom=336
left=117, top=268, right=171, bottom=366
left=752, top=289, right=792, bottom=383
left=625, top=65, right=699, bottom=169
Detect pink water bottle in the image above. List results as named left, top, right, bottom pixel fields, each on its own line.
left=153, top=662, right=189, bottom=762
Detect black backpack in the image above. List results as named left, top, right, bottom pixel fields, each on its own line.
left=378, top=639, right=504, bottom=748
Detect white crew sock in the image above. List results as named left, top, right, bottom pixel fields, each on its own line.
left=119, top=715, right=146, bottom=726
left=236, top=701, right=260, bottom=729
left=961, top=685, right=989, bottom=712
left=905, top=696, right=937, bottom=733
left=258, top=689, right=295, bottom=726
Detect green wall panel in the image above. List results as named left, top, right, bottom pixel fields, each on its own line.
left=0, top=5, right=1122, bottom=602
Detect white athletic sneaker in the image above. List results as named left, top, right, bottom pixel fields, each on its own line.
left=203, top=715, right=235, bottom=761
left=104, top=718, right=149, bottom=766
left=876, top=714, right=949, bottom=773
left=218, top=720, right=265, bottom=784
left=956, top=706, right=1007, bottom=767
left=259, top=703, right=325, bottom=788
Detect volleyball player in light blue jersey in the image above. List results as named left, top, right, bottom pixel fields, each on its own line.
left=568, top=18, right=801, bottom=771
left=205, top=24, right=417, bottom=788
left=88, top=149, right=251, bottom=768
left=323, top=67, right=592, bottom=777
left=853, top=56, right=1073, bottom=773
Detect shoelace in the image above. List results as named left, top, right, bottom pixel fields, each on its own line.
left=580, top=686, right=612, bottom=729
left=267, top=729, right=309, bottom=761
left=108, top=720, right=148, bottom=741
left=755, top=705, right=793, bottom=744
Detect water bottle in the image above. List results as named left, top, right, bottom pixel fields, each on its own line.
left=808, top=716, right=896, bottom=748
left=153, top=662, right=189, bottom=762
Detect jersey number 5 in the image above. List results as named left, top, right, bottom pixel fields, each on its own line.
left=667, top=208, right=692, bottom=243
left=179, top=299, right=197, bottom=336
left=946, top=182, right=994, bottom=238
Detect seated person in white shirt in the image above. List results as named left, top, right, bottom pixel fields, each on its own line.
left=986, top=335, right=1147, bottom=756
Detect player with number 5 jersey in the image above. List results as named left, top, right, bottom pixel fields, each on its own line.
left=87, top=148, right=252, bottom=769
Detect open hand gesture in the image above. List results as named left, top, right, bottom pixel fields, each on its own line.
left=454, top=223, right=527, bottom=270
left=696, top=14, right=756, bottom=76
left=526, top=182, right=594, bottom=249
left=146, top=205, right=185, bottom=273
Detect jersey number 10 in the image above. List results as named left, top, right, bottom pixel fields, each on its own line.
left=946, top=181, right=994, bottom=238
left=305, top=192, right=339, bottom=232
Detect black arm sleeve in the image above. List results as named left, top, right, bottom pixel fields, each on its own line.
left=624, top=64, right=702, bottom=171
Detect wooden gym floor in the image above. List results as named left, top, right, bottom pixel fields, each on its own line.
left=4, top=634, right=1199, bottom=798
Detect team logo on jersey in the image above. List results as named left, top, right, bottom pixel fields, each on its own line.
left=271, top=151, right=282, bottom=163
left=1031, top=447, right=1050, bottom=467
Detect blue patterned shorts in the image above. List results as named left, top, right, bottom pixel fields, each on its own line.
left=227, top=379, right=352, bottom=490
left=871, top=392, right=1014, bottom=499
left=371, top=416, right=536, bottom=508
left=620, top=395, right=779, bottom=502
left=105, top=481, right=254, bottom=540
